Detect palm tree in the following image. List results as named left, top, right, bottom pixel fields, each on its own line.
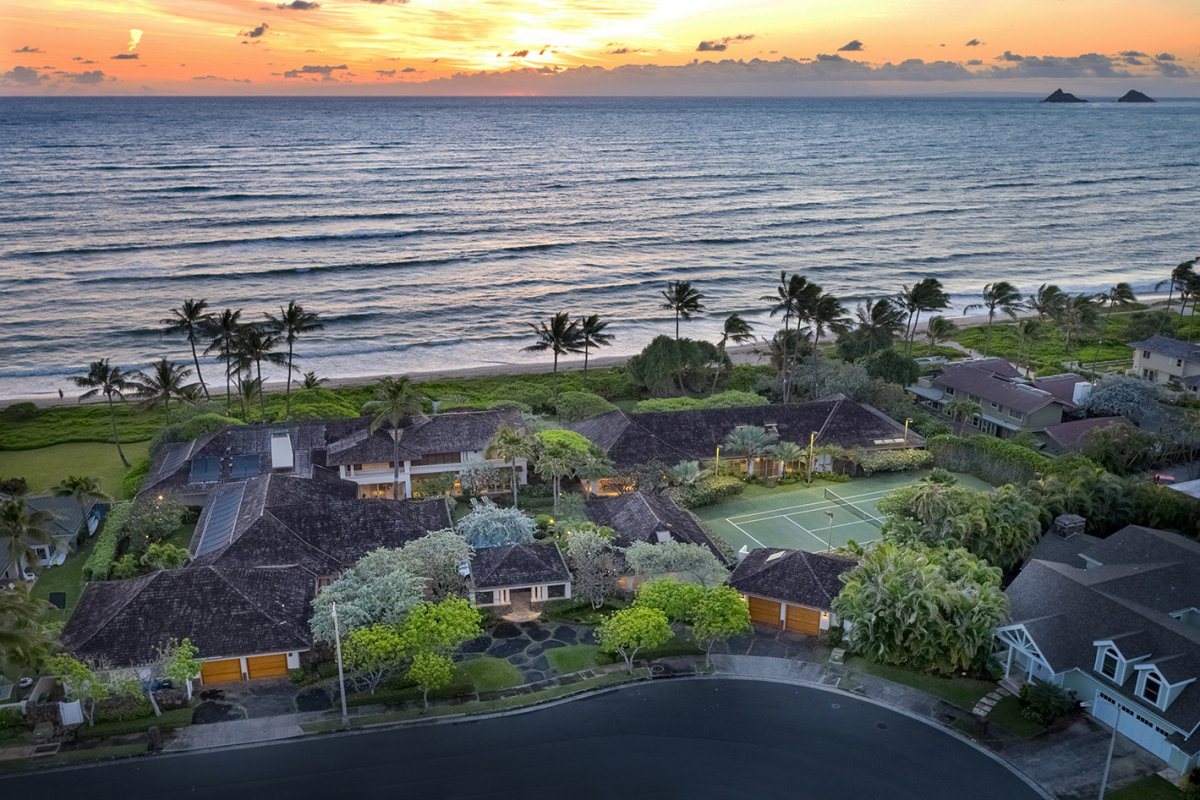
left=131, top=357, right=193, bottom=425
left=925, top=316, right=958, bottom=355
left=266, top=301, right=324, bottom=420
left=809, top=292, right=851, bottom=394
left=522, top=312, right=584, bottom=401
left=897, top=279, right=951, bottom=356
left=946, top=397, right=982, bottom=435
left=770, top=441, right=805, bottom=476
left=534, top=442, right=579, bottom=517
left=0, top=587, right=52, bottom=675
left=204, top=308, right=243, bottom=415
left=235, top=324, right=286, bottom=420
left=762, top=272, right=820, bottom=402
left=160, top=299, right=213, bottom=400
left=1057, top=294, right=1101, bottom=365
left=660, top=280, right=706, bottom=340
left=52, top=476, right=111, bottom=534
left=577, top=314, right=614, bottom=383
left=963, top=281, right=1023, bottom=357
left=72, top=358, right=134, bottom=467
left=722, top=425, right=778, bottom=478
left=667, top=460, right=704, bottom=487
left=711, top=313, right=756, bottom=393
left=1156, top=258, right=1196, bottom=318
left=1024, top=283, right=1068, bottom=322
left=362, top=377, right=427, bottom=500
left=576, top=451, right=614, bottom=496
left=487, top=424, right=540, bottom=508
left=1181, top=272, right=1200, bottom=320
left=1014, top=319, right=1043, bottom=376
left=1091, top=282, right=1138, bottom=377
left=0, top=496, right=56, bottom=579
left=854, top=298, right=907, bottom=357
left=301, top=371, right=325, bottom=389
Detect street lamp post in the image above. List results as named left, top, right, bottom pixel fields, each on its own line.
left=903, top=418, right=912, bottom=444
left=1098, top=700, right=1122, bottom=800
left=331, top=602, right=350, bottom=730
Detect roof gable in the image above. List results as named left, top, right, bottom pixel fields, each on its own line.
left=470, top=542, right=570, bottom=589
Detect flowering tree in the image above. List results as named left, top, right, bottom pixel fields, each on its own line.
left=456, top=497, right=536, bottom=549
left=563, top=529, right=617, bottom=609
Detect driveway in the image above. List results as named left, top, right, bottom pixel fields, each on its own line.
left=0, top=680, right=1045, bottom=799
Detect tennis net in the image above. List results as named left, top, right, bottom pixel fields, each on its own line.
left=823, top=488, right=885, bottom=529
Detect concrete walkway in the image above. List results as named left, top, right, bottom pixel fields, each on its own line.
left=163, top=713, right=324, bottom=752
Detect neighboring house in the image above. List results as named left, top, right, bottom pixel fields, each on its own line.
left=908, top=358, right=1083, bottom=437
left=1130, top=336, right=1200, bottom=394
left=0, top=493, right=103, bottom=582
left=1040, top=416, right=1134, bottom=455
left=1167, top=479, right=1200, bottom=501
left=468, top=542, right=572, bottom=615
left=569, top=394, right=923, bottom=484
left=729, top=547, right=857, bottom=635
left=324, top=409, right=528, bottom=500
left=995, top=524, right=1200, bottom=771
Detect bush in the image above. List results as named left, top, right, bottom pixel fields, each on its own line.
left=554, top=391, right=616, bottom=422
left=633, top=390, right=768, bottom=414
left=83, top=500, right=132, bottom=581
left=0, top=707, right=25, bottom=735
left=855, top=449, right=933, bottom=475
left=263, top=388, right=359, bottom=422
left=928, top=434, right=1050, bottom=486
left=121, top=458, right=151, bottom=499
left=673, top=475, right=745, bottom=508
left=149, top=412, right=243, bottom=458
left=1, top=402, right=38, bottom=422
left=1017, top=681, right=1076, bottom=725
left=93, top=690, right=154, bottom=723
left=111, top=553, right=141, bottom=579
left=0, top=477, right=28, bottom=495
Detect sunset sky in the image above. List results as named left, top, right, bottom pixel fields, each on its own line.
left=3, top=0, right=1198, bottom=95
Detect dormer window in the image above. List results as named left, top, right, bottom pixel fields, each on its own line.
left=1099, top=648, right=1119, bottom=680
left=1141, top=671, right=1163, bottom=705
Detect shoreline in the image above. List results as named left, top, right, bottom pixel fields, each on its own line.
left=3, top=295, right=1177, bottom=409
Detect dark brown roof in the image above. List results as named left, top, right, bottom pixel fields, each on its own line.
left=730, top=548, right=857, bottom=610
left=324, top=409, right=524, bottom=466
left=569, top=396, right=922, bottom=471
left=1042, top=416, right=1133, bottom=452
left=470, top=542, right=570, bottom=590
left=584, top=491, right=725, bottom=560
left=61, top=565, right=313, bottom=667
left=934, top=364, right=1068, bottom=414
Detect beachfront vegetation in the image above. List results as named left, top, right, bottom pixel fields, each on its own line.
left=660, top=280, right=706, bottom=340
left=897, top=278, right=952, bottom=356
left=577, top=314, right=614, bottom=381
left=523, top=312, right=585, bottom=400
left=265, top=300, right=325, bottom=419
left=71, top=358, right=137, bottom=468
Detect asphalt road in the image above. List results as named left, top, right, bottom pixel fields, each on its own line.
left=1, top=679, right=1044, bottom=799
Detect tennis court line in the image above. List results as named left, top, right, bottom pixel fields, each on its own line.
left=726, top=518, right=766, bottom=548
left=726, top=488, right=894, bottom=523
left=783, top=515, right=833, bottom=549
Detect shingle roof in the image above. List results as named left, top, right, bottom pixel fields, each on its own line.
left=934, top=364, right=1068, bottom=414
left=584, top=492, right=726, bottom=560
left=1033, top=374, right=1087, bottom=404
left=470, top=542, right=570, bottom=590
left=1129, top=336, right=1200, bottom=362
left=1005, top=525, right=1200, bottom=730
left=324, top=409, right=523, bottom=466
left=1026, top=530, right=1102, bottom=568
left=569, top=396, right=922, bottom=471
left=60, top=565, right=313, bottom=667
left=729, top=548, right=857, bottom=610
left=24, top=494, right=94, bottom=540
left=1042, top=416, right=1133, bottom=452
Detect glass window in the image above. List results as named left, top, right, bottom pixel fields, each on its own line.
left=1142, top=350, right=1151, bottom=358
left=547, top=584, right=567, bottom=599
left=475, top=591, right=494, bottom=606
left=1142, top=671, right=1162, bottom=705
left=1099, top=648, right=1119, bottom=679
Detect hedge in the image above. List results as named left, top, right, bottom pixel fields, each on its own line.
left=633, top=390, right=768, bottom=414
left=82, top=500, right=132, bottom=582
left=927, top=435, right=1051, bottom=486
left=672, top=475, right=745, bottom=508
left=854, top=449, right=933, bottom=475
left=120, top=457, right=151, bottom=499
left=554, top=391, right=617, bottom=422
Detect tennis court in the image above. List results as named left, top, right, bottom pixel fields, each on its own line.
left=695, top=471, right=992, bottom=554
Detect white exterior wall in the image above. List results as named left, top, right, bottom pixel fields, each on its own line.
left=340, top=455, right=527, bottom=499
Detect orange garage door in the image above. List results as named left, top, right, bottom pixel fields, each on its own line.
left=748, top=596, right=782, bottom=627
left=201, top=658, right=242, bottom=685
left=785, top=605, right=821, bottom=635
left=246, top=654, right=289, bottom=680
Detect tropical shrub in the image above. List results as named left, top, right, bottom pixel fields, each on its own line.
left=263, top=387, right=359, bottom=421
left=1080, top=424, right=1163, bottom=476
left=554, top=391, right=616, bottom=421
left=673, top=475, right=745, bottom=508
left=633, top=390, right=768, bottom=413
left=120, top=458, right=152, bottom=499
left=626, top=336, right=720, bottom=395
left=0, top=477, right=28, bottom=496
left=634, top=578, right=706, bottom=623
left=0, top=707, right=25, bottom=736
left=1, top=402, right=38, bottom=422
left=863, top=348, right=920, bottom=386
left=854, top=449, right=933, bottom=475
left=833, top=543, right=1008, bottom=675
left=1122, top=310, right=1176, bottom=342
left=1017, top=681, right=1077, bottom=725
left=928, top=434, right=1051, bottom=486
left=120, top=496, right=188, bottom=556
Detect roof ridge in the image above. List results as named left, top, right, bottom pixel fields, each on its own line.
left=212, top=566, right=308, bottom=638
left=796, top=551, right=834, bottom=605
left=67, top=570, right=164, bottom=650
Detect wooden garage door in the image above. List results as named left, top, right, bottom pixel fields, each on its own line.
left=246, top=654, right=288, bottom=680
left=201, top=658, right=242, bottom=685
left=748, top=596, right=782, bottom=627
left=785, top=605, right=821, bottom=635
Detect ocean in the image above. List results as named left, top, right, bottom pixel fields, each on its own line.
left=0, top=96, right=1197, bottom=401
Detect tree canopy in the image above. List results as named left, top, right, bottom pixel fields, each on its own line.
left=597, top=605, right=674, bottom=672
left=622, top=541, right=729, bottom=587
left=456, top=496, right=537, bottom=549
left=310, top=548, right=426, bottom=641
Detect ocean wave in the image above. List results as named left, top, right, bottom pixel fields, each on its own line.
left=14, top=228, right=439, bottom=259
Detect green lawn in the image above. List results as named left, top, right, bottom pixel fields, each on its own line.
left=0, top=440, right=149, bottom=495
left=457, top=657, right=523, bottom=692
left=986, top=695, right=1045, bottom=738
left=847, top=657, right=994, bottom=711
left=1108, top=775, right=1184, bottom=800
left=30, top=535, right=97, bottom=619
left=546, top=645, right=604, bottom=674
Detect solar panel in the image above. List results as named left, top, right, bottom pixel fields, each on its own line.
left=189, top=456, right=222, bottom=483
left=195, top=483, right=247, bottom=556
left=157, top=445, right=190, bottom=479
left=231, top=454, right=260, bottom=479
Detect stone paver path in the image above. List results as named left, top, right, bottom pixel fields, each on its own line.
left=461, top=620, right=596, bottom=683
left=973, top=685, right=1012, bottom=717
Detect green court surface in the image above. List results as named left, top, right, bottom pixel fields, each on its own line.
left=695, top=471, right=992, bottom=554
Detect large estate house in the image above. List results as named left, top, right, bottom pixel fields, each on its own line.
left=1130, top=335, right=1200, bottom=396
left=995, top=522, right=1200, bottom=772
left=59, top=395, right=922, bottom=685
left=907, top=358, right=1087, bottom=438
